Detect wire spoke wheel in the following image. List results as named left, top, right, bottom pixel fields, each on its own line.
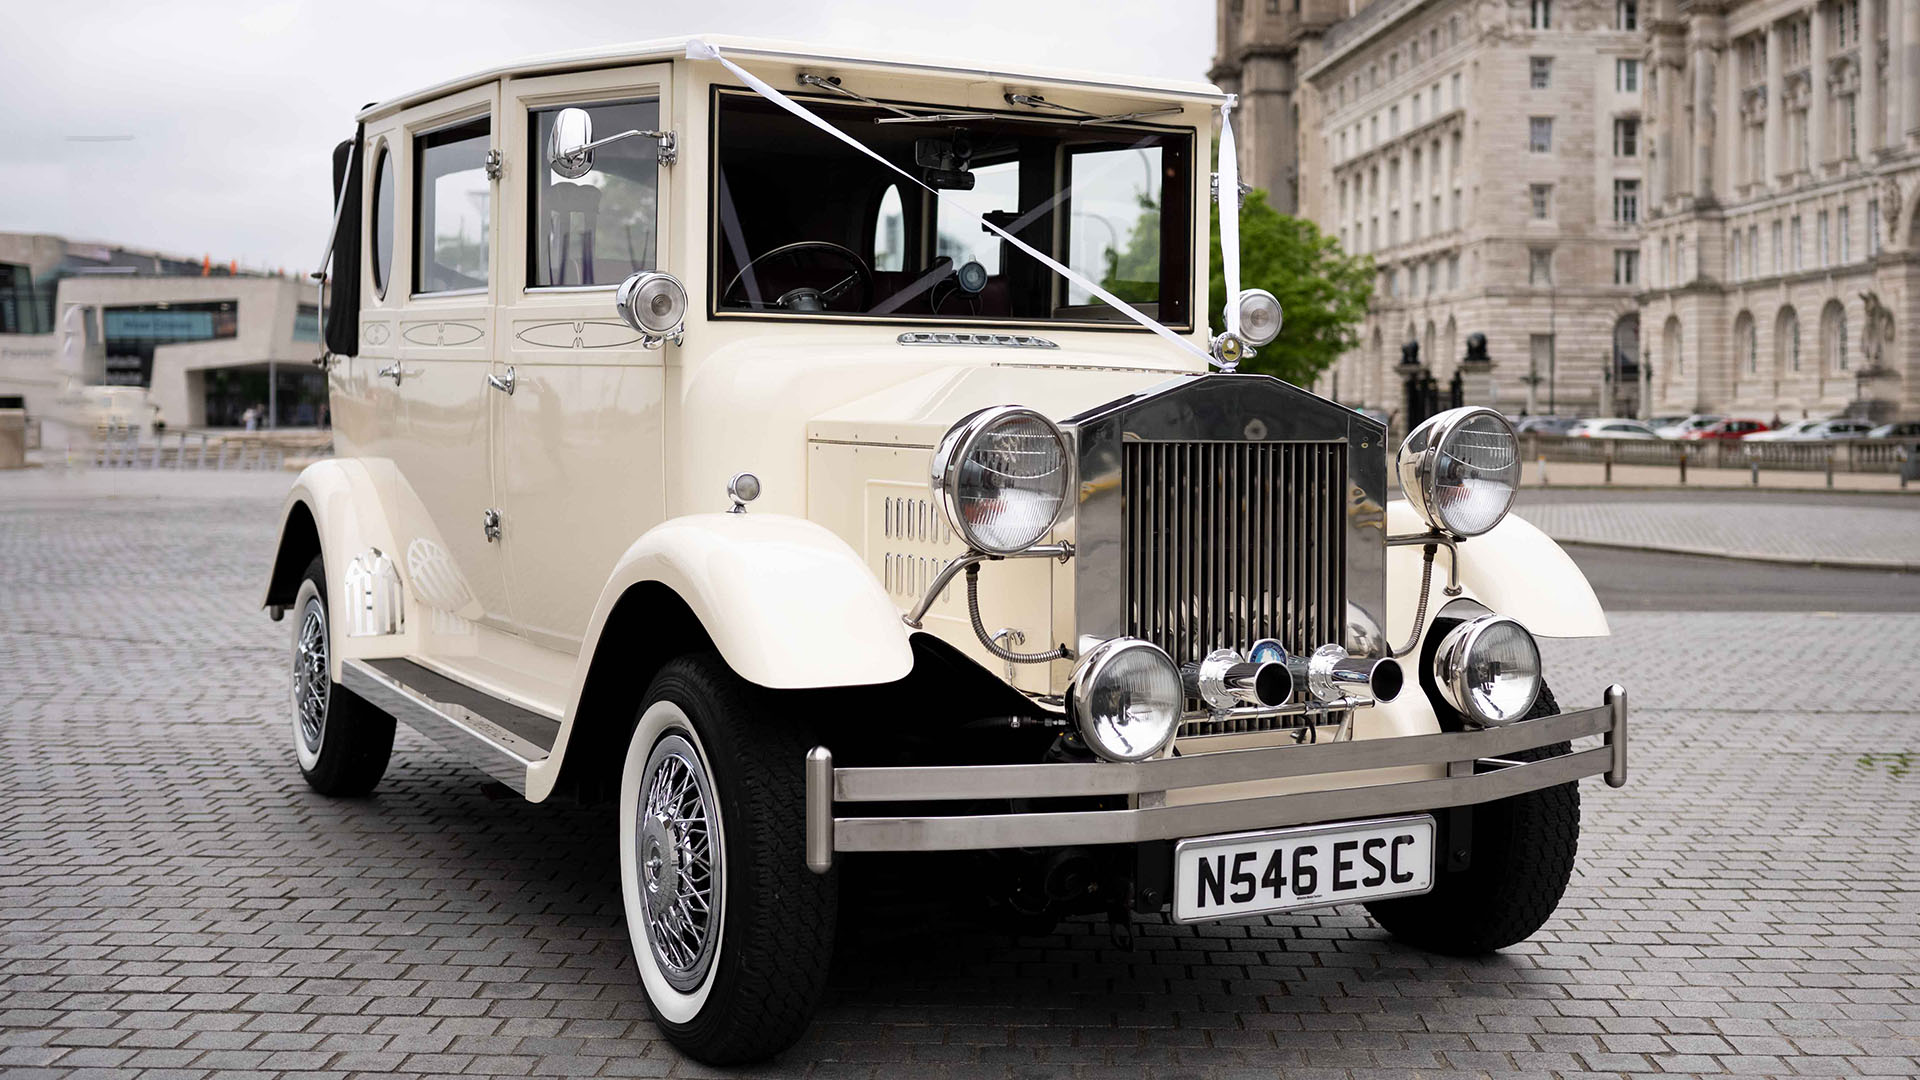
left=292, top=597, right=329, bottom=755
left=638, top=733, right=723, bottom=992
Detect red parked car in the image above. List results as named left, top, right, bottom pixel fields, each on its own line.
left=1682, top=418, right=1770, bottom=440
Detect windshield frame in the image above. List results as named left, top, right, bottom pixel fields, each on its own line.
left=702, top=84, right=1198, bottom=333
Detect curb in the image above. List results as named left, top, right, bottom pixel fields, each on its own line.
left=1521, top=483, right=1920, bottom=495
left=1549, top=535, right=1920, bottom=574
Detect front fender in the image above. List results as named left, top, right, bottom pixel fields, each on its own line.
left=1385, top=499, right=1609, bottom=645
left=579, top=512, right=915, bottom=691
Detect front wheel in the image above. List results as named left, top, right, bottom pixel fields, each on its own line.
left=1364, top=684, right=1579, bottom=954
left=618, top=654, right=836, bottom=1064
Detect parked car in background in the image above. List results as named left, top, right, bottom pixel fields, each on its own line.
left=1645, top=415, right=1689, bottom=433
left=1743, top=419, right=1821, bottom=441
left=1867, top=421, right=1920, bottom=439
left=1681, top=418, right=1769, bottom=441
left=1568, top=418, right=1662, bottom=439
left=1802, top=419, right=1874, bottom=440
left=1653, top=414, right=1726, bottom=439
left=1514, top=415, right=1579, bottom=436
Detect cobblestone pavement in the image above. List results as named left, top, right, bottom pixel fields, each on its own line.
left=4, top=475, right=1919, bottom=1079
left=1519, top=500, right=1920, bottom=570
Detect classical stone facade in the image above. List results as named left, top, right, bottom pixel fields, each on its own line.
left=1217, top=0, right=1647, bottom=423
left=1640, top=0, right=1920, bottom=424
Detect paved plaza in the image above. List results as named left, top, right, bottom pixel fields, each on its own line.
left=3, top=473, right=1918, bottom=1079
left=1520, top=501, right=1920, bottom=571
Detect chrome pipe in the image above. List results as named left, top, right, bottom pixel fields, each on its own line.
left=1298, top=644, right=1404, bottom=704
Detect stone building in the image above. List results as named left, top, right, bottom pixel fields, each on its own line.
left=1216, top=0, right=1647, bottom=423
left=1639, top=0, right=1920, bottom=424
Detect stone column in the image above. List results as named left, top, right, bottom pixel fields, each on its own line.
left=1694, top=45, right=1715, bottom=201
left=1810, top=1, right=1829, bottom=170
left=1861, top=0, right=1881, bottom=154
left=1766, top=21, right=1785, bottom=183
left=1649, top=61, right=1667, bottom=206
left=1897, top=0, right=1919, bottom=146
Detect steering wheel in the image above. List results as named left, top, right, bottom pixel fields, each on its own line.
left=722, top=241, right=873, bottom=313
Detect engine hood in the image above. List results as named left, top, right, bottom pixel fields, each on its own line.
left=806, top=363, right=1198, bottom=448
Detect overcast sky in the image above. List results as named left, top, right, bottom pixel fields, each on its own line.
left=0, top=0, right=1214, bottom=275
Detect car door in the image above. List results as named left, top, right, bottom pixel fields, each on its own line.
left=494, top=66, right=672, bottom=648
left=382, top=82, right=511, bottom=634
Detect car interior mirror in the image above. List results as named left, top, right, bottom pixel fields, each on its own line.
left=547, top=107, right=596, bottom=179
left=915, top=133, right=974, bottom=190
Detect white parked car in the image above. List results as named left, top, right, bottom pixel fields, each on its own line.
left=1652, top=413, right=1725, bottom=438
left=1567, top=418, right=1662, bottom=439
left=1743, top=419, right=1823, bottom=441
left=262, top=36, right=1628, bottom=1064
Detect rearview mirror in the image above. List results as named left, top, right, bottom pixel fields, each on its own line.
left=547, top=107, right=595, bottom=179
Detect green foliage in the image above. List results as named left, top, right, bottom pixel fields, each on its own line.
left=1100, top=194, right=1162, bottom=305
left=1209, top=189, right=1374, bottom=387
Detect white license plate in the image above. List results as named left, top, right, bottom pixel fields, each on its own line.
left=1172, top=815, right=1436, bottom=923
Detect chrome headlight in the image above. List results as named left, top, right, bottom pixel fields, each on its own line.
left=931, top=405, right=1072, bottom=555
left=1431, top=614, right=1541, bottom=726
left=1067, top=637, right=1184, bottom=762
left=1396, top=405, right=1520, bottom=537
left=616, top=270, right=688, bottom=339
left=1236, top=288, right=1283, bottom=346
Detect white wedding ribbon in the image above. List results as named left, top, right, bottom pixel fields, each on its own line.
left=687, top=38, right=1233, bottom=367
left=1217, top=95, right=1241, bottom=342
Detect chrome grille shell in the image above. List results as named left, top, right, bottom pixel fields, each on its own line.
left=1066, top=374, right=1388, bottom=676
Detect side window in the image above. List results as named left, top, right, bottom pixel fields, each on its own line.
left=370, top=143, right=396, bottom=299
left=413, top=118, right=492, bottom=294
left=529, top=98, right=659, bottom=287
left=873, top=185, right=904, bottom=272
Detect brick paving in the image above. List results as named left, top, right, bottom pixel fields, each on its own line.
left=1520, top=500, right=1920, bottom=570
left=3, top=473, right=1919, bottom=1079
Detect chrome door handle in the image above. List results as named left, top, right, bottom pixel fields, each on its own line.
left=377, top=363, right=404, bottom=386
left=486, top=365, right=516, bottom=395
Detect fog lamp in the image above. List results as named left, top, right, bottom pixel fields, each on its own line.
left=1431, top=614, right=1541, bottom=726
left=1068, top=637, right=1183, bottom=762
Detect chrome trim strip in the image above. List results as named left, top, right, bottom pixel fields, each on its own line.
left=833, top=745, right=1610, bottom=852
left=832, top=701, right=1612, bottom=802
left=806, top=747, right=835, bottom=874
left=897, top=331, right=1060, bottom=349
left=341, top=658, right=540, bottom=794
left=1605, top=684, right=1628, bottom=787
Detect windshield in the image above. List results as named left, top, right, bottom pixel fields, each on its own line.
left=710, top=89, right=1193, bottom=327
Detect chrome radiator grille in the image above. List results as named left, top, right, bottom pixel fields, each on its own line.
left=1123, top=440, right=1347, bottom=669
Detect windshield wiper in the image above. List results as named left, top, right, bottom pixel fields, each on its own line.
left=1004, top=92, right=1181, bottom=126
left=797, top=74, right=994, bottom=124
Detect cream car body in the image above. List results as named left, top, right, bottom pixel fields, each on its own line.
left=264, top=35, right=1627, bottom=1064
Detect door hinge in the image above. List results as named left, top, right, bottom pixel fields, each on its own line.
left=482, top=507, right=502, bottom=542
left=1210, top=172, right=1250, bottom=207
left=656, top=131, right=677, bottom=167
left=484, top=149, right=504, bottom=181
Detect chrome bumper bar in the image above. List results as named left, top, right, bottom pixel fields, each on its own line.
left=804, top=685, right=1626, bottom=873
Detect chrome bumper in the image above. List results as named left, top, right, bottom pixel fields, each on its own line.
left=804, top=685, right=1626, bottom=873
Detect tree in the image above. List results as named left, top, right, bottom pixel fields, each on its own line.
left=1209, top=190, right=1373, bottom=387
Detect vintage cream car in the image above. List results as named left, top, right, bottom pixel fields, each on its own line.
left=264, top=35, right=1628, bottom=1064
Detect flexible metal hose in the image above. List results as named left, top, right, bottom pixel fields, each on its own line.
left=967, top=563, right=1071, bottom=664
left=1390, top=544, right=1437, bottom=659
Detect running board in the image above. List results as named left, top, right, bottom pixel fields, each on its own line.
left=340, top=658, right=561, bottom=795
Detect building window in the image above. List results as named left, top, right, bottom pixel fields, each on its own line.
left=1613, top=117, right=1640, bottom=156
left=1412, top=96, right=1422, bottom=125
left=1451, top=15, right=1460, bottom=44
left=1447, top=254, right=1460, bottom=289
left=1411, top=40, right=1422, bottom=65
left=1616, top=59, right=1639, bottom=93
left=1389, top=54, right=1400, bottom=80
left=1661, top=237, right=1672, bottom=285
left=1779, top=308, right=1801, bottom=372
left=1530, top=335, right=1555, bottom=388
left=1613, top=179, right=1640, bottom=223
left=1531, top=183, right=1553, bottom=219
left=1614, top=248, right=1639, bottom=285
left=1737, top=313, right=1758, bottom=374
left=1617, top=0, right=1637, bottom=30
left=1390, top=105, right=1401, bottom=134
left=1391, top=210, right=1401, bottom=244
left=1450, top=73, right=1462, bottom=108
left=1413, top=202, right=1423, bottom=238
left=1371, top=116, right=1380, bottom=145
left=1823, top=300, right=1848, bottom=371
left=1818, top=210, right=1831, bottom=266
left=1529, top=117, right=1553, bottom=152
left=1426, top=260, right=1437, bottom=295
left=1839, top=205, right=1851, bottom=262
left=1529, top=247, right=1553, bottom=285
left=1451, top=187, right=1462, bottom=228
left=1771, top=220, right=1783, bottom=274
left=1747, top=225, right=1759, bottom=278
left=1431, top=84, right=1441, bottom=115
left=1791, top=216, right=1803, bottom=270
left=1531, top=57, right=1553, bottom=89
left=1387, top=268, right=1399, bottom=297
left=1531, top=0, right=1552, bottom=30
left=1868, top=199, right=1881, bottom=256
left=1842, top=94, right=1859, bottom=158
